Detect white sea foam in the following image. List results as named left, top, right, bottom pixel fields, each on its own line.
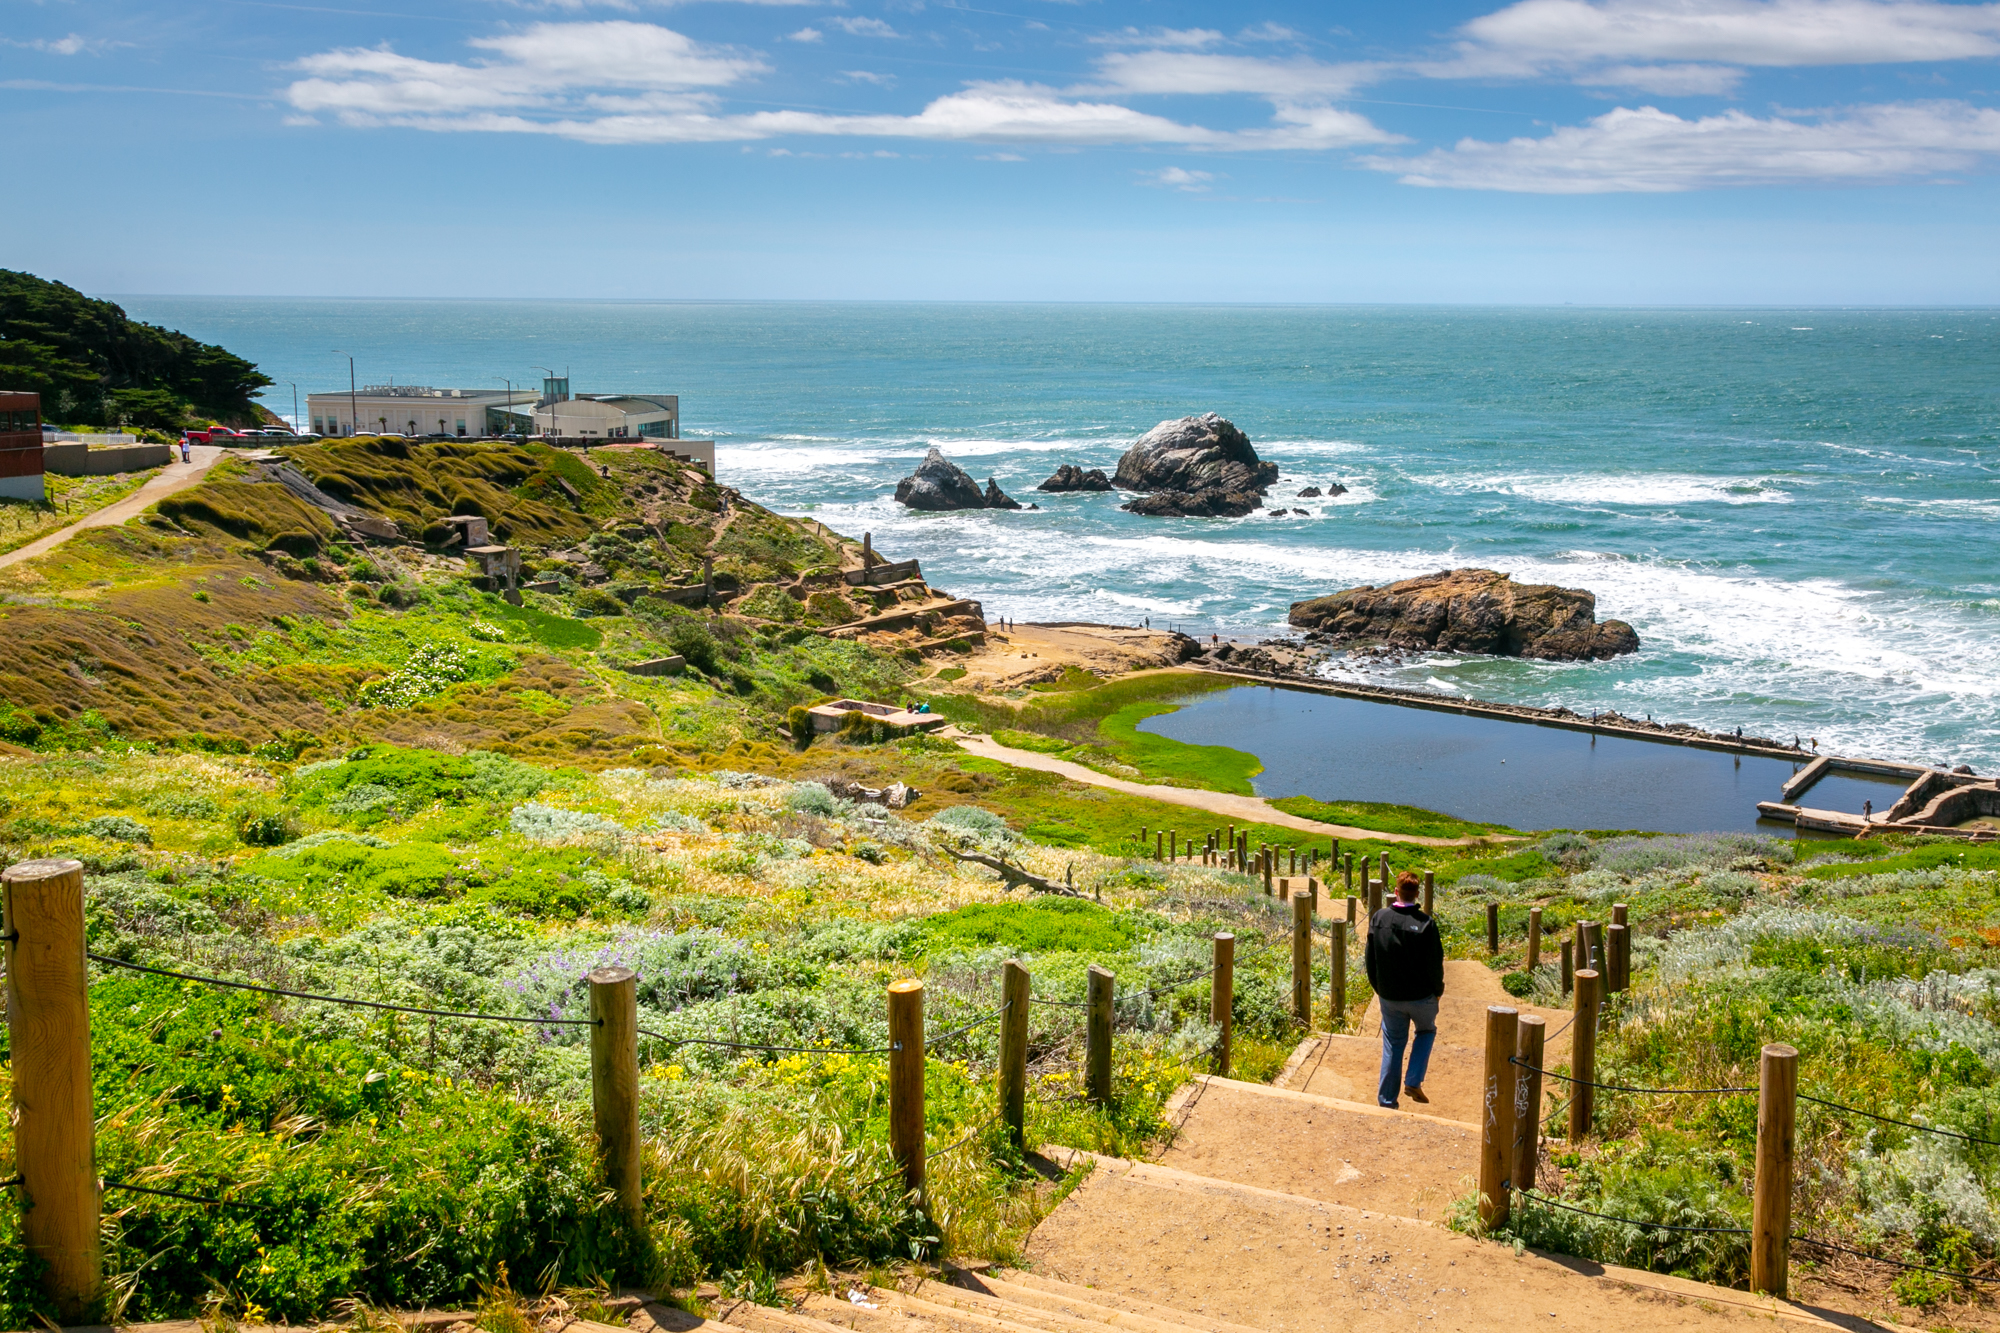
left=1410, top=472, right=1793, bottom=507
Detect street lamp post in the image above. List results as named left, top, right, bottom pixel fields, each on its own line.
left=287, top=382, right=299, bottom=436
left=331, top=351, right=356, bottom=438
left=495, top=378, right=515, bottom=438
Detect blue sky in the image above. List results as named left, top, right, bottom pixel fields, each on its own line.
left=7, top=0, right=2000, bottom=300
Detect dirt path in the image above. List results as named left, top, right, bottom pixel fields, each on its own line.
left=953, top=732, right=1476, bottom=846
left=0, top=444, right=222, bottom=571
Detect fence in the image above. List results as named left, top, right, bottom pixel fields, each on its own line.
left=3, top=856, right=1295, bottom=1318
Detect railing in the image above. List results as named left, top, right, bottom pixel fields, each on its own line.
left=1, top=855, right=1293, bottom=1317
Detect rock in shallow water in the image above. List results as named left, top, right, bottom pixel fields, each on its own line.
left=1114, top=412, right=1279, bottom=518
left=894, top=448, right=1022, bottom=512
left=1288, top=568, right=1640, bottom=661
left=984, top=478, right=1022, bottom=510
left=1037, top=464, right=1113, bottom=492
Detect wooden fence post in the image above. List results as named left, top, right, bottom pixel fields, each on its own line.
left=588, top=965, right=643, bottom=1228
left=1344, top=852, right=1354, bottom=895
left=1569, top=969, right=1600, bottom=1142
left=1346, top=894, right=1357, bottom=927
left=1561, top=937, right=1574, bottom=995
left=1486, top=901, right=1500, bottom=954
left=1155, top=832, right=1163, bottom=862
left=1086, top=965, right=1114, bottom=1105
left=4, top=858, right=100, bottom=1319
left=1512, top=1014, right=1546, bottom=1201
left=1367, top=877, right=1382, bottom=917
left=1329, top=920, right=1348, bottom=1030
left=1263, top=850, right=1275, bottom=896
left=1212, top=934, right=1234, bottom=1076
left=1291, top=893, right=1312, bottom=1023
left=889, top=979, right=925, bottom=1196
left=1479, top=1006, right=1520, bottom=1228
left=1581, top=921, right=1605, bottom=979
left=999, top=960, right=1030, bottom=1150
left=1752, top=1043, right=1799, bottom=1298
left=1423, top=870, right=1434, bottom=916
left=1607, top=923, right=1630, bottom=995
left=1528, top=907, right=1542, bottom=972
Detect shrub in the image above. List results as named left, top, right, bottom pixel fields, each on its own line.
left=668, top=621, right=721, bottom=675
left=785, top=782, right=842, bottom=818
left=922, top=898, right=1134, bottom=957
left=84, top=814, right=151, bottom=844
left=785, top=705, right=815, bottom=747
left=572, top=587, right=626, bottom=617
left=1592, top=832, right=1793, bottom=877
left=233, top=800, right=300, bottom=846
left=357, top=643, right=483, bottom=709
left=1539, top=832, right=1594, bottom=868
left=510, top=802, right=625, bottom=845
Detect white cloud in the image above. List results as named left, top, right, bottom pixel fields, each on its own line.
left=1085, top=51, right=1377, bottom=98
left=977, top=151, right=1026, bottom=160
left=1366, top=99, right=2000, bottom=191
left=285, top=23, right=1402, bottom=150
left=1238, top=22, right=1302, bottom=43
left=1087, top=27, right=1224, bottom=48
left=789, top=26, right=823, bottom=42
left=1574, top=61, right=1745, bottom=93
left=1140, top=166, right=1216, bottom=190
left=1462, top=0, right=2000, bottom=67
left=6, top=33, right=124, bottom=55
left=827, top=16, right=901, bottom=37
left=839, top=69, right=895, bottom=85
left=287, top=22, right=765, bottom=123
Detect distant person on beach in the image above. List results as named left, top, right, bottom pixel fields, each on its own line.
left=1364, top=871, right=1445, bottom=1109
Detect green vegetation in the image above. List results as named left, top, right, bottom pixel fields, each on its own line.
left=0, top=269, right=270, bottom=428
left=1269, top=796, right=1518, bottom=841
left=1799, top=838, right=2000, bottom=880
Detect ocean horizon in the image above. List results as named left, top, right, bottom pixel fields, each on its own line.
left=117, top=297, right=2000, bottom=772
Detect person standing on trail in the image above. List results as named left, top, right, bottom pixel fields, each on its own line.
left=1364, top=870, right=1445, bottom=1109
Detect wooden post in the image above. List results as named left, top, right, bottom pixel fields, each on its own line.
left=1606, top=923, right=1630, bottom=995
left=1379, top=854, right=1391, bottom=896
left=1329, top=920, right=1348, bottom=1030
left=1581, top=921, right=1604, bottom=978
left=1212, top=934, right=1234, bottom=1076
left=588, top=965, right=643, bottom=1228
left=1263, top=851, right=1275, bottom=896
left=889, top=979, right=925, bottom=1195
left=1344, top=852, right=1354, bottom=894
left=1569, top=969, right=1600, bottom=1142
left=1752, top=1043, right=1799, bottom=1298
left=1155, top=832, right=1163, bottom=862
left=1527, top=907, right=1543, bottom=972
left=999, top=960, right=1030, bottom=1150
left=1479, top=1006, right=1520, bottom=1228
left=1291, top=893, right=1312, bottom=1023
left=1086, top=965, right=1114, bottom=1105
left=1347, top=895, right=1357, bottom=927
left=1140, top=826, right=1148, bottom=851
left=1290, top=847, right=1298, bottom=875
left=1561, top=937, right=1574, bottom=994
left=1513, top=1015, right=1547, bottom=1200
left=1486, top=901, right=1500, bottom=954
left=1423, top=870, right=1434, bottom=916
left=1368, top=877, right=1382, bottom=917
left=4, top=858, right=100, bottom=1318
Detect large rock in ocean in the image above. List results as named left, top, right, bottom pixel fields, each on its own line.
left=895, top=448, right=989, bottom=511
left=1289, top=569, right=1640, bottom=661
left=1038, top=464, right=1113, bottom=492
left=1113, top=413, right=1279, bottom=518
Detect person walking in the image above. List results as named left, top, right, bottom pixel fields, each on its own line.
left=1364, top=870, right=1444, bottom=1109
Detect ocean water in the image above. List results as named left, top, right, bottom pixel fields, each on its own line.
left=119, top=299, right=2000, bottom=770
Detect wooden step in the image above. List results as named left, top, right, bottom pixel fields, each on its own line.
left=970, top=1268, right=1265, bottom=1333
left=713, top=1297, right=863, bottom=1333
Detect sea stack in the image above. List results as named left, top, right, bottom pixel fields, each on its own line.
left=1038, top=464, right=1113, bottom=492
left=1114, top=413, right=1278, bottom=517
left=1289, top=569, right=1640, bottom=661
left=895, top=447, right=1021, bottom=511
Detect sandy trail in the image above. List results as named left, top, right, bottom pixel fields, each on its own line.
left=953, top=732, right=1474, bottom=846
left=0, top=444, right=223, bottom=572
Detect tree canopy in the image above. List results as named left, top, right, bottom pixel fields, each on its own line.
left=0, top=269, right=270, bottom=428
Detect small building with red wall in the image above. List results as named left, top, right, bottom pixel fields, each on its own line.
left=0, top=392, right=43, bottom=502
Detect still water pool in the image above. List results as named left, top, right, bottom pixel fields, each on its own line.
left=1138, top=685, right=1815, bottom=834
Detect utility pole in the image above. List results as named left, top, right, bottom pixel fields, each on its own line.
left=332, top=350, right=356, bottom=438
left=533, top=365, right=556, bottom=440
left=287, top=382, right=299, bottom=435
left=495, top=378, right=514, bottom=437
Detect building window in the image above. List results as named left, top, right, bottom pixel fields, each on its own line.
left=638, top=420, right=668, bottom=438
left=456, top=419, right=466, bottom=436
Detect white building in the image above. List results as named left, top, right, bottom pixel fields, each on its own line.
left=532, top=393, right=680, bottom=442
left=306, top=385, right=538, bottom=439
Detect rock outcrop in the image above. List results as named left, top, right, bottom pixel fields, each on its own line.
left=1289, top=569, right=1640, bottom=661
left=1038, top=464, right=1113, bottom=492
left=1114, top=413, right=1278, bottom=518
left=895, top=448, right=1020, bottom=512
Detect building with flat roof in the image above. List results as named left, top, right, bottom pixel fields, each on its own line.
left=0, top=392, right=45, bottom=501
left=532, top=393, right=680, bottom=441
left=305, top=385, right=538, bottom=439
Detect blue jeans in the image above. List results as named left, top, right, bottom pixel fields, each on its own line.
left=1377, top=995, right=1439, bottom=1108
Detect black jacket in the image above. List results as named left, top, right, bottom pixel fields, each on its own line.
left=1365, top=903, right=1445, bottom=1002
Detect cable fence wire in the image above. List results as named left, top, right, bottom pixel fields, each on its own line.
left=88, top=953, right=600, bottom=1028
left=1792, top=1235, right=2000, bottom=1284
left=103, top=1179, right=234, bottom=1207
left=1507, top=1057, right=1754, bottom=1097
left=636, top=1001, right=1010, bottom=1062
left=1513, top=1189, right=1750, bottom=1236
left=1797, top=1093, right=2000, bottom=1149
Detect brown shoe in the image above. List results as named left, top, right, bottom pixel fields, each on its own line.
left=1404, top=1085, right=1429, bottom=1104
